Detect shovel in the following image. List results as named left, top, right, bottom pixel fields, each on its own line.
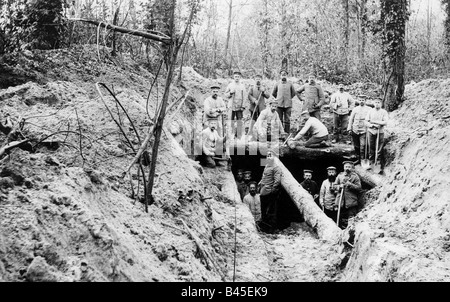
left=336, top=187, right=344, bottom=228
left=361, top=132, right=370, bottom=170
left=373, top=128, right=382, bottom=174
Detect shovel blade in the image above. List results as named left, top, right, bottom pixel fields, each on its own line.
left=361, top=159, right=370, bottom=170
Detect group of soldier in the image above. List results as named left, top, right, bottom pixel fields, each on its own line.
left=198, top=69, right=388, bottom=169
left=235, top=154, right=363, bottom=232
left=196, top=70, right=389, bottom=232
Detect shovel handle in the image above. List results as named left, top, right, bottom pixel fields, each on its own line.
left=336, top=187, right=344, bottom=227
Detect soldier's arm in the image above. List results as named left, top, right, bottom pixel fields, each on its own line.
left=347, top=109, right=356, bottom=132
left=272, top=85, right=278, bottom=98
left=317, top=86, right=325, bottom=107
left=319, top=182, right=326, bottom=205
left=248, top=88, right=257, bottom=104
left=273, top=167, right=282, bottom=192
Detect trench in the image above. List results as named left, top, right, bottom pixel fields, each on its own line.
left=230, top=146, right=371, bottom=232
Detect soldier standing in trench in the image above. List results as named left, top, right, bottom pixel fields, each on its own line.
left=300, top=169, right=320, bottom=207
left=333, top=161, right=362, bottom=228
left=225, top=71, right=247, bottom=139
left=258, top=150, right=282, bottom=233
left=320, top=166, right=338, bottom=221
left=248, top=74, right=270, bottom=136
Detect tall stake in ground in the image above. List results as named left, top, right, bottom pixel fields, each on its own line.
left=145, top=0, right=198, bottom=213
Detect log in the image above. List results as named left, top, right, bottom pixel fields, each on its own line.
left=281, top=143, right=357, bottom=161
left=354, top=165, right=384, bottom=188
left=68, top=18, right=171, bottom=44
left=228, top=140, right=357, bottom=161
left=274, top=157, right=342, bottom=243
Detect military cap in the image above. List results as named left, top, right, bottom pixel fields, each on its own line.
left=343, top=161, right=354, bottom=166
left=303, top=169, right=313, bottom=174
left=327, top=166, right=337, bottom=171
left=233, top=70, right=242, bottom=76
left=280, top=69, right=288, bottom=74
left=210, top=84, right=221, bottom=90
left=268, top=98, right=278, bottom=104
left=237, top=169, right=244, bottom=173
left=255, top=74, right=263, bottom=78
left=207, top=117, right=218, bottom=122
left=244, top=170, right=252, bottom=175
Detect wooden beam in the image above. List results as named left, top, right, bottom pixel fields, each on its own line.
left=274, top=157, right=342, bottom=243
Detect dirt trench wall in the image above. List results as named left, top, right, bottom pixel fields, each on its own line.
left=342, top=79, right=450, bottom=281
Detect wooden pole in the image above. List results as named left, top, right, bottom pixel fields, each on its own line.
left=274, top=158, right=342, bottom=243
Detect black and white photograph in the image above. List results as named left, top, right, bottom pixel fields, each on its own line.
left=0, top=0, right=449, bottom=288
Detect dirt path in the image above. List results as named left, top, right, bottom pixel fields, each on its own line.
left=256, top=223, right=342, bottom=282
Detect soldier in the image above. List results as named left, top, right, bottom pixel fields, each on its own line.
left=333, top=161, right=362, bottom=229
left=297, top=74, right=326, bottom=120
left=347, top=97, right=371, bottom=164
left=290, top=111, right=331, bottom=148
left=258, top=150, right=282, bottom=233
left=203, top=84, right=227, bottom=135
left=272, top=69, right=297, bottom=134
left=243, top=181, right=262, bottom=223
left=235, top=169, right=247, bottom=201
left=199, top=118, right=226, bottom=168
left=300, top=169, right=320, bottom=207
left=365, top=99, right=389, bottom=167
left=320, top=166, right=338, bottom=221
left=242, top=170, right=253, bottom=197
left=225, top=71, right=247, bottom=139
left=330, top=84, right=355, bottom=143
left=252, top=99, right=285, bottom=143
left=248, top=74, right=270, bottom=136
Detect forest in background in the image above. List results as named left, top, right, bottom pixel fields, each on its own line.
left=1, top=0, right=450, bottom=109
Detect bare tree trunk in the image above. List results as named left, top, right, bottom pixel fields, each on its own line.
left=361, top=0, right=367, bottom=58
left=342, top=0, right=350, bottom=73
left=224, top=0, right=233, bottom=74
left=111, top=7, right=120, bottom=56
left=444, top=0, right=450, bottom=56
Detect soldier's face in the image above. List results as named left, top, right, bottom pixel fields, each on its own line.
left=344, top=164, right=353, bottom=173
left=359, top=100, right=365, bottom=106
left=237, top=172, right=243, bottom=180
left=212, top=89, right=219, bottom=98
left=375, top=100, right=382, bottom=109
left=234, top=74, right=241, bottom=82
left=327, top=170, right=336, bottom=177
left=249, top=184, right=257, bottom=195
left=304, top=173, right=312, bottom=180
left=281, top=72, right=287, bottom=81
left=244, top=174, right=251, bottom=182
left=255, top=77, right=262, bottom=85
left=209, top=121, right=218, bottom=130
left=270, top=103, right=277, bottom=112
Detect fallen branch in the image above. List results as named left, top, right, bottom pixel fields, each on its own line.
left=68, top=18, right=171, bottom=44
left=0, top=140, right=30, bottom=159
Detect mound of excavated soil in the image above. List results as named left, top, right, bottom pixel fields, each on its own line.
left=343, top=79, right=450, bottom=281
left=0, top=47, right=270, bottom=282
